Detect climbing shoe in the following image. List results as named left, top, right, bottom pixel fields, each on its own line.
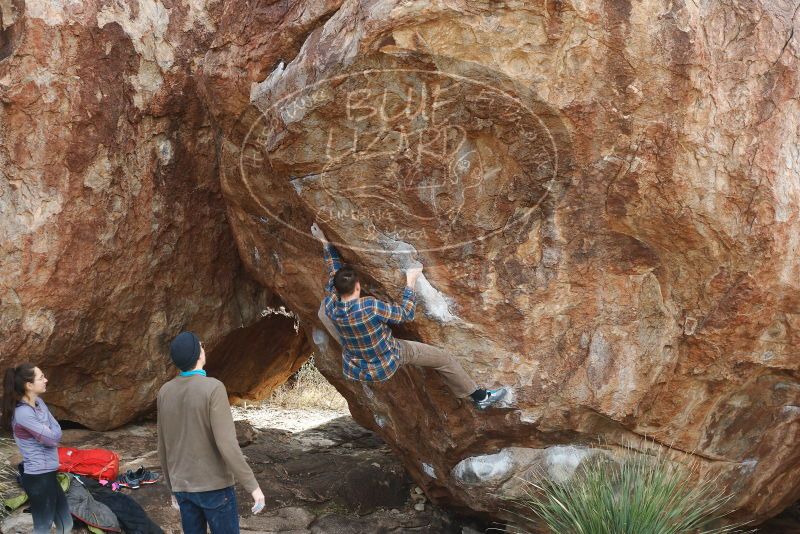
left=473, top=387, right=508, bottom=410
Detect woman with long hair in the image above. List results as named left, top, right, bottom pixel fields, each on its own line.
left=2, top=363, right=72, bottom=533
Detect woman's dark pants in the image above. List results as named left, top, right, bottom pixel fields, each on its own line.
left=21, top=471, right=73, bottom=534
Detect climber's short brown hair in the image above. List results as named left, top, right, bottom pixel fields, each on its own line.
left=334, top=266, right=359, bottom=296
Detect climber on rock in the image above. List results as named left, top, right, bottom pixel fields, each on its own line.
left=310, top=223, right=507, bottom=409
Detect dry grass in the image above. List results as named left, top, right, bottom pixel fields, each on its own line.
left=268, top=356, right=348, bottom=411
left=0, top=438, right=18, bottom=519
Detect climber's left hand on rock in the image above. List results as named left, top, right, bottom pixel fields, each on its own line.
left=310, top=223, right=328, bottom=243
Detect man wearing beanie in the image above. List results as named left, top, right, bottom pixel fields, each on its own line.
left=157, top=331, right=265, bottom=533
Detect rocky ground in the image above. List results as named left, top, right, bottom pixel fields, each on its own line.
left=1, top=408, right=488, bottom=534
left=230, top=406, right=347, bottom=434
left=2, top=405, right=799, bottom=533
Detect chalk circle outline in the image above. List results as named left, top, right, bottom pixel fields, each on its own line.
left=239, top=68, right=561, bottom=255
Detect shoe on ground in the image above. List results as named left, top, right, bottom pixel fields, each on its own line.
left=135, top=466, right=161, bottom=485
left=117, top=470, right=140, bottom=489
left=118, top=466, right=160, bottom=489
left=473, top=387, right=508, bottom=410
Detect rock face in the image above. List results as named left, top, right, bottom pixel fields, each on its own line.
left=2, top=0, right=799, bottom=525
left=217, top=0, right=800, bottom=524
left=0, top=0, right=307, bottom=429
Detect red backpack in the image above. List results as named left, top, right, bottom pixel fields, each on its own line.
left=58, top=447, right=120, bottom=481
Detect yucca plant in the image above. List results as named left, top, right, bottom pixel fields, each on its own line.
left=509, top=449, right=750, bottom=534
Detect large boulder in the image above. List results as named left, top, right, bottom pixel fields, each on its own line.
left=0, top=0, right=310, bottom=429
left=1, top=0, right=798, bottom=525
left=216, top=0, right=800, bottom=524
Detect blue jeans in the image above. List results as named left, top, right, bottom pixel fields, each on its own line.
left=21, top=471, right=73, bottom=534
left=174, top=486, right=239, bottom=534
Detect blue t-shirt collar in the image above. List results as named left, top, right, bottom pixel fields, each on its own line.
left=179, top=370, right=207, bottom=377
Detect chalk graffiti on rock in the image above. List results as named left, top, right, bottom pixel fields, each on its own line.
left=239, top=68, right=564, bottom=254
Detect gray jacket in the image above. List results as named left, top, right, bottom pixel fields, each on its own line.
left=66, top=474, right=121, bottom=532
left=12, top=399, right=61, bottom=475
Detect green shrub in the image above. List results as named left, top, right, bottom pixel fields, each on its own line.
left=510, top=449, right=750, bottom=534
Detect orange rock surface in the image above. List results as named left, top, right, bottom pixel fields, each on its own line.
left=1, top=0, right=798, bottom=523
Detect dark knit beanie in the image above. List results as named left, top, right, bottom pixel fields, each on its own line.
left=170, top=331, right=201, bottom=371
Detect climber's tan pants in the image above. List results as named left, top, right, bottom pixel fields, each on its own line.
left=317, top=301, right=478, bottom=398
left=396, top=339, right=478, bottom=399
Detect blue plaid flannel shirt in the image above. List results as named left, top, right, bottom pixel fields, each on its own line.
left=322, top=243, right=416, bottom=382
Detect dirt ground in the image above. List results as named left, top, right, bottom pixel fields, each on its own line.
left=1, top=406, right=487, bottom=533
left=1, top=404, right=798, bottom=532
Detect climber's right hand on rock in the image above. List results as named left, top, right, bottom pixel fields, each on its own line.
left=406, top=266, right=423, bottom=288
left=310, top=223, right=327, bottom=243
